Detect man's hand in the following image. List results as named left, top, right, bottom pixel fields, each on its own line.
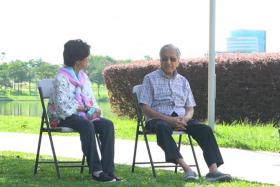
left=142, top=105, right=189, bottom=130
left=167, top=116, right=187, bottom=130
left=180, top=116, right=191, bottom=125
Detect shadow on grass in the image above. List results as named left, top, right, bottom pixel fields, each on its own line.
left=0, top=151, right=269, bottom=187
left=0, top=151, right=190, bottom=187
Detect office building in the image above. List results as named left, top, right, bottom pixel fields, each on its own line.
left=227, top=30, right=266, bottom=53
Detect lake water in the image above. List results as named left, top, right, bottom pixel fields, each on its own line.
left=0, top=101, right=42, bottom=117
left=0, top=99, right=114, bottom=118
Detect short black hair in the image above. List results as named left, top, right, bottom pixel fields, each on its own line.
left=63, top=39, right=90, bottom=67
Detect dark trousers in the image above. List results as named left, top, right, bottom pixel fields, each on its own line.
left=146, top=119, right=224, bottom=167
left=59, top=114, right=115, bottom=174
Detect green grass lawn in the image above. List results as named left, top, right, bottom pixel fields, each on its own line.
left=0, top=115, right=279, bottom=152
left=0, top=86, right=278, bottom=186
left=1, top=84, right=279, bottom=153
left=0, top=151, right=272, bottom=187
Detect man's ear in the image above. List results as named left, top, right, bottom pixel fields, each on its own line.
left=176, top=60, right=180, bottom=67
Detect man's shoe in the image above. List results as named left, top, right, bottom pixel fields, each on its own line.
left=184, top=170, right=198, bottom=181
left=205, top=171, right=232, bottom=182
left=92, top=172, right=117, bottom=182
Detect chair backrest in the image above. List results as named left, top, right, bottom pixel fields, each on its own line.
left=38, top=79, right=54, bottom=99
left=132, top=84, right=144, bottom=122
left=132, top=84, right=142, bottom=101
left=37, top=79, right=54, bottom=128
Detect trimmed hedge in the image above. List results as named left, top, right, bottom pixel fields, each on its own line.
left=103, top=53, right=280, bottom=125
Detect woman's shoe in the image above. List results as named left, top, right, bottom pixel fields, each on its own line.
left=108, top=172, right=122, bottom=181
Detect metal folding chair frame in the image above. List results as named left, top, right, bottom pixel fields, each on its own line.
left=33, top=79, right=100, bottom=178
left=131, top=84, right=201, bottom=177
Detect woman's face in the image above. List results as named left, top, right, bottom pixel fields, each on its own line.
left=160, top=48, right=179, bottom=76
left=76, top=56, right=89, bottom=70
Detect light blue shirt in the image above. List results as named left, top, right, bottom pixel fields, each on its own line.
left=139, top=69, right=196, bottom=121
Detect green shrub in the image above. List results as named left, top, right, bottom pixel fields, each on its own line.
left=104, top=53, right=280, bottom=125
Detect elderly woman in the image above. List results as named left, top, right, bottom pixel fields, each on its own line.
left=47, top=39, right=119, bottom=182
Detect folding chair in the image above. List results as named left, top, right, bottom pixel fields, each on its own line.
left=131, top=84, right=201, bottom=177
left=33, top=79, right=100, bottom=178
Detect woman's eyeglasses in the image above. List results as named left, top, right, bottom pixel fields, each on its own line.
left=161, top=57, right=177, bottom=62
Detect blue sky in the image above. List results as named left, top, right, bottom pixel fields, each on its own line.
left=0, top=0, right=279, bottom=64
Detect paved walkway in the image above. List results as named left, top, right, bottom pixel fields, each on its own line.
left=0, top=132, right=279, bottom=186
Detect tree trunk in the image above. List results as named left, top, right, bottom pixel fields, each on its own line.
left=97, top=84, right=100, bottom=97
left=29, top=81, right=31, bottom=95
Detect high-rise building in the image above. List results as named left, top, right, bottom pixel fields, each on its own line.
left=226, top=30, right=266, bottom=53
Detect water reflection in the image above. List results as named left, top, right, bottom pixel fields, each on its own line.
left=0, top=101, right=42, bottom=117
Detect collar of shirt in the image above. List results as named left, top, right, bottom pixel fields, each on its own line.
left=159, top=68, right=178, bottom=79
left=65, top=66, right=80, bottom=80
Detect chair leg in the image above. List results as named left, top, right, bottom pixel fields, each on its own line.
left=47, top=130, right=61, bottom=179
left=131, top=124, right=140, bottom=173
left=143, top=132, right=156, bottom=177
left=34, top=129, right=43, bottom=175
left=175, top=134, right=182, bottom=173
left=188, top=134, right=201, bottom=177
left=80, top=155, right=86, bottom=173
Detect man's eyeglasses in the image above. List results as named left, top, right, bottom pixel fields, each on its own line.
left=161, top=57, right=177, bottom=62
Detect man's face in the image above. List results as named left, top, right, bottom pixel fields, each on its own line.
left=160, top=48, right=179, bottom=76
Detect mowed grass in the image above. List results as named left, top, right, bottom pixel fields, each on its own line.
left=0, top=84, right=279, bottom=152
left=0, top=115, right=279, bottom=153
left=214, top=123, right=280, bottom=152
left=0, top=151, right=272, bottom=187
left=0, top=85, right=278, bottom=186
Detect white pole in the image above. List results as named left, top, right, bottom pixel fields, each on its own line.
left=208, top=0, right=216, bottom=129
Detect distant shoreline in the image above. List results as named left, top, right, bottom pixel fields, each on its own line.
left=0, top=96, right=39, bottom=101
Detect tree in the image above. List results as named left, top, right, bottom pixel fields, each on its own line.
left=9, top=60, right=30, bottom=93
left=0, top=63, right=12, bottom=92
left=87, top=55, right=117, bottom=96
left=117, top=59, right=132, bottom=64
left=0, top=59, right=60, bottom=95
left=0, top=52, right=6, bottom=61
left=144, top=55, right=153, bottom=61
left=34, top=59, right=60, bottom=80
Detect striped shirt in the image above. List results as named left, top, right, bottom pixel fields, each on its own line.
left=139, top=69, right=196, bottom=121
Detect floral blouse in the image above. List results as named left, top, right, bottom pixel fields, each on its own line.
left=47, top=72, right=97, bottom=127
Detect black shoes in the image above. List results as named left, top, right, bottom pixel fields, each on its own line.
left=108, top=172, right=122, bottom=181
left=92, top=172, right=117, bottom=182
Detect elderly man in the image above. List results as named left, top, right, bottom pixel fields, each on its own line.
left=139, top=44, right=232, bottom=182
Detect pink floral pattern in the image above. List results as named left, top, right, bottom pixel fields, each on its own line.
left=50, top=119, right=59, bottom=128
left=47, top=72, right=99, bottom=127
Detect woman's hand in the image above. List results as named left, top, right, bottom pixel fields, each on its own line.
left=77, top=105, right=87, bottom=112
left=87, top=107, right=102, bottom=120
left=95, top=108, right=101, bottom=118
